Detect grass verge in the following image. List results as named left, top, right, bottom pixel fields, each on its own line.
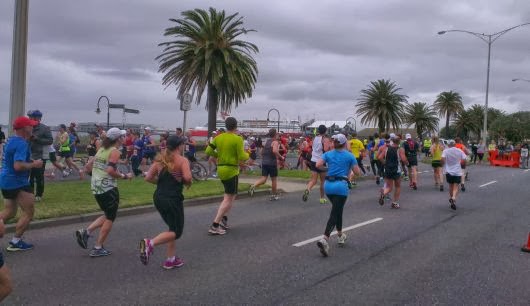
left=2, top=178, right=252, bottom=222
left=243, top=169, right=312, bottom=179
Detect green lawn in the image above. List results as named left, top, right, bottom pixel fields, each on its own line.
left=2, top=178, right=252, bottom=222
left=243, top=169, right=312, bottom=179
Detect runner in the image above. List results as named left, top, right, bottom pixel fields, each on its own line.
left=205, top=117, right=249, bottom=235
left=139, top=136, right=192, bottom=269
left=0, top=116, right=42, bottom=251
left=75, top=128, right=133, bottom=257
left=248, top=129, right=284, bottom=201
left=124, top=128, right=134, bottom=162
left=68, top=123, right=80, bottom=158
left=402, top=133, right=419, bottom=190
left=366, top=136, right=378, bottom=181
left=248, top=137, right=257, bottom=167
left=423, top=136, right=432, bottom=158
left=302, top=125, right=330, bottom=204
left=349, top=132, right=366, bottom=182
left=207, top=131, right=218, bottom=177
left=430, top=136, right=445, bottom=191
left=57, top=124, right=84, bottom=179
left=441, top=140, right=467, bottom=210
left=27, top=110, right=53, bottom=202
left=184, top=131, right=196, bottom=162
left=131, top=131, right=144, bottom=177
left=159, top=131, right=169, bottom=155
left=141, top=127, right=156, bottom=169
left=454, top=137, right=470, bottom=191
left=315, top=134, right=360, bottom=257
left=378, top=134, right=408, bottom=209
left=0, top=218, right=13, bottom=301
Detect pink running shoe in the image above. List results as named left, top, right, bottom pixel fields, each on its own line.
left=163, top=257, right=184, bottom=270
left=139, top=238, right=153, bottom=265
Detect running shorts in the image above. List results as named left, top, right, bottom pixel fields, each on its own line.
left=49, top=151, right=57, bottom=162
left=1, top=185, right=33, bottom=199
left=59, top=151, right=73, bottom=158
left=384, top=170, right=401, bottom=180
left=94, top=187, right=120, bottom=221
left=261, top=165, right=278, bottom=178
left=407, top=156, right=418, bottom=167
left=431, top=160, right=442, bottom=168
left=445, top=174, right=462, bottom=184
left=154, top=195, right=184, bottom=239
left=221, top=175, right=239, bottom=195
left=309, top=161, right=326, bottom=173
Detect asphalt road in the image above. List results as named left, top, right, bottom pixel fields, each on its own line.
left=3, top=164, right=530, bottom=305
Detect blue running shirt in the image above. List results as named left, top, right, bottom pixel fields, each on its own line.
left=321, top=149, right=357, bottom=196
left=0, top=136, right=31, bottom=189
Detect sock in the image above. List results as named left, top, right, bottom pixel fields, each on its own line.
left=86, top=228, right=92, bottom=235
left=167, top=256, right=175, bottom=262
left=149, top=240, right=154, bottom=248
left=94, top=245, right=102, bottom=249
left=11, top=237, right=21, bottom=244
left=212, top=222, right=219, bottom=228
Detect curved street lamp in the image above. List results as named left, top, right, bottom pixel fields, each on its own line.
left=512, top=78, right=530, bottom=83
left=345, top=116, right=357, bottom=133
left=96, top=96, right=124, bottom=129
left=438, top=22, right=530, bottom=146
left=267, top=108, right=280, bottom=132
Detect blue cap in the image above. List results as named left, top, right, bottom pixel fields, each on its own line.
left=27, top=109, right=43, bottom=118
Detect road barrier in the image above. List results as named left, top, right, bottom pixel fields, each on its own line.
left=522, top=232, right=530, bottom=253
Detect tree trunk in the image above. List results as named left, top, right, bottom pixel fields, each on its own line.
left=445, top=115, right=450, bottom=138
left=207, top=83, right=218, bottom=136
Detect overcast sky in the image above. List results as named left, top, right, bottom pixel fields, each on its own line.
left=1, top=0, right=529, bottom=130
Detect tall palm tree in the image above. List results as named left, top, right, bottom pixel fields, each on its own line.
left=403, top=102, right=439, bottom=138
left=433, top=91, right=464, bottom=138
left=156, top=8, right=259, bottom=134
left=468, top=104, right=505, bottom=137
left=356, top=79, right=408, bottom=133
left=453, top=109, right=480, bottom=140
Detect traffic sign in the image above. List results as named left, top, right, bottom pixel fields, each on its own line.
left=180, top=93, right=192, bottom=111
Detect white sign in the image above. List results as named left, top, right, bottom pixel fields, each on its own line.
left=180, top=93, right=192, bottom=111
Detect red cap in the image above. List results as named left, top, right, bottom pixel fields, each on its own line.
left=13, top=116, right=38, bottom=129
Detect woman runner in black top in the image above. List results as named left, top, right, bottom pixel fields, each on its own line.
left=378, top=135, right=408, bottom=209
left=140, top=136, right=192, bottom=270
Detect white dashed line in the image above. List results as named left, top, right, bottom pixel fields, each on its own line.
left=479, top=181, right=497, bottom=188
left=524, top=169, right=529, bottom=172
left=292, top=218, right=383, bottom=247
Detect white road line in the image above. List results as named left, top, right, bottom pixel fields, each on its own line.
left=479, top=181, right=497, bottom=188
left=292, top=217, right=383, bottom=247
left=525, top=169, right=529, bottom=172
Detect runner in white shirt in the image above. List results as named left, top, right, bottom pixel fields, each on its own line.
left=441, top=140, right=467, bottom=210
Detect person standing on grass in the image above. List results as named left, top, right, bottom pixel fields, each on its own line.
left=75, top=128, right=133, bottom=257
left=27, top=110, right=53, bottom=202
left=441, top=140, right=467, bottom=210
left=302, top=125, right=330, bottom=204
left=205, top=117, right=249, bottom=235
left=248, top=129, right=284, bottom=201
left=378, top=134, right=408, bottom=209
left=315, top=134, right=360, bottom=257
left=0, top=116, right=41, bottom=251
left=430, top=136, right=445, bottom=191
left=140, top=136, right=192, bottom=269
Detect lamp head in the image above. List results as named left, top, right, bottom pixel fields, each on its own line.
left=437, top=31, right=446, bottom=35
left=95, top=107, right=101, bottom=114
left=512, top=78, right=518, bottom=82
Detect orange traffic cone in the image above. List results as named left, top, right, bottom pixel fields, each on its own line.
left=522, top=233, right=530, bottom=253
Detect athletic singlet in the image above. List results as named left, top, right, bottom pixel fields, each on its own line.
left=155, top=168, right=184, bottom=200
left=432, top=144, right=443, bottom=161
left=91, top=147, right=118, bottom=195
left=262, top=138, right=277, bottom=166
left=384, top=145, right=402, bottom=174
left=59, top=132, right=71, bottom=152
left=311, top=135, right=325, bottom=162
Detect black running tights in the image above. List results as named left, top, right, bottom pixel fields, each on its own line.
left=324, top=195, right=348, bottom=237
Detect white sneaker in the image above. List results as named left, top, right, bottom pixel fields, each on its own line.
left=35, top=196, right=42, bottom=202
left=317, top=238, right=329, bottom=257
left=337, top=233, right=347, bottom=247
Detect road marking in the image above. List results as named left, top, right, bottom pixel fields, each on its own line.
left=292, top=217, right=383, bottom=247
left=525, top=169, right=529, bottom=172
left=479, top=181, right=497, bottom=188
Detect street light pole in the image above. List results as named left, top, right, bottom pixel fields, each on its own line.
left=512, top=78, right=530, bottom=83
left=438, top=22, right=530, bottom=146
left=96, top=96, right=110, bottom=129
left=267, top=108, right=280, bottom=132
left=346, top=116, right=357, bottom=133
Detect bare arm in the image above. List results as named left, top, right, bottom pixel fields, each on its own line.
left=272, top=140, right=283, bottom=160
left=144, top=163, right=160, bottom=184
left=180, top=157, right=193, bottom=188
left=14, top=160, right=42, bottom=172
left=107, top=149, right=132, bottom=179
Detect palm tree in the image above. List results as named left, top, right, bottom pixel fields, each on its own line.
left=156, top=8, right=259, bottom=134
left=453, top=109, right=480, bottom=140
left=356, top=79, right=408, bottom=133
left=403, top=102, right=439, bottom=138
left=433, top=91, right=464, bottom=138
left=468, top=104, right=505, bottom=137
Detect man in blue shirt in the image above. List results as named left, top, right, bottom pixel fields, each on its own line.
left=0, top=116, right=43, bottom=252
left=315, top=133, right=360, bottom=257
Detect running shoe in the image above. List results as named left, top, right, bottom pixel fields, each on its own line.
left=385, top=194, right=391, bottom=201
left=220, top=217, right=229, bottom=230
left=35, top=196, right=42, bottom=202
left=378, top=192, right=385, bottom=206
left=337, top=233, right=347, bottom=247
left=319, top=198, right=327, bottom=204
left=412, top=182, right=418, bottom=190
left=248, top=185, right=256, bottom=197
left=270, top=194, right=280, bottom=201
left=403, top=175, right=409, bottom=181
left=352, top=180, right=357, bottom=186
left=6, top=240, right=34, bottom=252
left=440, top=184, right=444, bottom=192
left=302, top=189, right=309, bottom=202
left=317, top=238, right=329, bottom=257
left=208, top=225, right=226, bottom=235
left=449, top=198, right=456, bottom=210
left=89, top=247, right=111, bottom=257
left=163, top=257, right=184, bottom=270
left=75, top=229, right=89, bottom=249
left=460, top=184, right=466, bottom=192
left=391, top=202, right=400, bottom=209
left=139, top=238, right=153, bottom=265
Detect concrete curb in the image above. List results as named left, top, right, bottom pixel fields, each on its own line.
left=5, top=189, right=276, bottom=233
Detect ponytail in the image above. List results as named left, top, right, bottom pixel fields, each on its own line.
left=155, top=146, right=175, bottom=171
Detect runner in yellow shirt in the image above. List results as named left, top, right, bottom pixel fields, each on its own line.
left=349, top=132, right=366, bottom=183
